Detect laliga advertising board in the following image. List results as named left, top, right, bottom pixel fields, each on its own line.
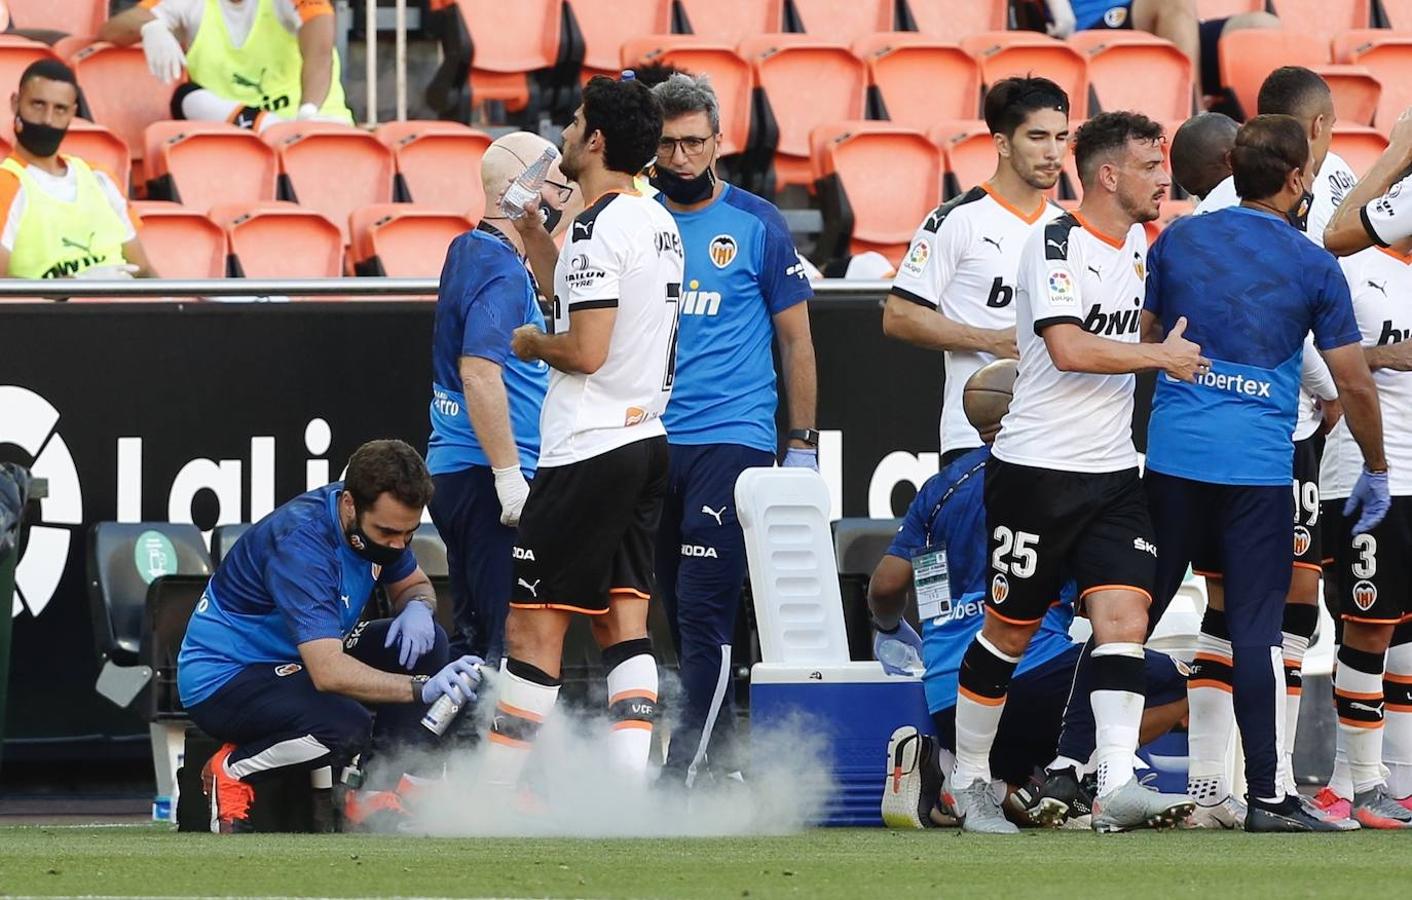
left=0, top=299, right=1152, bottom=751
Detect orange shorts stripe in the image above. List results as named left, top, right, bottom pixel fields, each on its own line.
left=1189, top=679, right=1233, bottom=693
left=497, top=701, right=544, bottom=723
left=609, top=689, right=658, bottom=705
left=1293, top=561, right=1322, bottom=573
left=1337, top=717, right=1383, bottom=729
left=612, top=720, right=654, bottom=731
left=608, top=587, right=650, bottom=599
left=983, top=605, right=1044, bottom=626
left=1341, top=613, right=1412, bottom=624
left=509, top=601, right=610, bottom=616
left=1079, top=584, right=1154, bottom=606
left=958, top=685, right=1006, bottom=707
left=488, top=731, right=530, bottom=749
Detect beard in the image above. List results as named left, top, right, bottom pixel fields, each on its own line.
left=558, top=146, right=581, bottom=182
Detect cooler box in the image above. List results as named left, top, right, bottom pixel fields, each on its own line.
left=750, top=661, right=933, bottom=826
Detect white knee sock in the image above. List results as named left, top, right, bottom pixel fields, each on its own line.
left=1335, top=647, right=1386, bottom=795
left=605, top=648, right=659, bottom=780
left=1383, top=643, right=1412, bottom=799
left=1187, top=627, right=1236, bottom=804
left=481, top=661, right=559, bottom=792
left=1091, top=642, right=1146, bottom=797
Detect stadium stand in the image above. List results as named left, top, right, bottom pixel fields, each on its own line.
left=64, top=120, right=130, bottom=195
left=927, top=119, right=991, bottom=199
left=8, top=0, right=106, bottom=36
left=349, top=204, right=477, bottom=278
left=1334, top=30, right=1412, bottom=135
left=66, top=42, right=174, bottom=182
left=375, top=120, right=492, bottom=213
left=1068, top=31, right=1192, bottom=122
left=1195, top=0, right=1265, bottom=15
left=901, top=0, right=1010, bottom=39
left=130, top=201, right=229, bottom=279
left=565, top=0, right=674, bottom=82
left=1314, top=64, right=1381, bottom=128
left=0, top=37, right=61, bottom=145
left=1383, top=0, right=1412, bottom=29
left=210, top=202, right=344, bottom=279
left=788, top=0, right=895, bottom=44
left=262, top=122, right=395, bottom=246
left=620, top=37, right=754, bottom=156
left=1268, top=0, right=1369, bottom=46
left=960, top=31, right=1089, bottom=120
left=853, top=33, right=981, bottom=129
left=425, top=0, right=569, bottom=122
left=673, top=0, right=786, bottom=43
left=1217, top=28, right=1330, bottom=120
left=144, top=121, right=278, bottom=213
left=1330, top=123, right=1389, bottom=176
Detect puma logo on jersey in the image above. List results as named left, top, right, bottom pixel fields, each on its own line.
left=1082, top=302, right=1143, bottom=337
left=1046, top=238, right=1068, bottom=257
left=517, top=578, right=541, bottom=598
left=981, top=235, right=1004, bottom=253
left=572, top=220, right=593, bottom=240
left=1087, top=265, right=1102, bottom=280
left=1379, top=320, right=1411, bottom=345
left=1368, top=279, right=1388, bottom=297
left=702, top=504, right=726, bottom=525
left=1133, top=538, right=1157, bottom=557
left=61, top=232, right=95, bottom=254
left=681, top=544, right=718, bottom=558
left=512, top=546, right=536, bottom=561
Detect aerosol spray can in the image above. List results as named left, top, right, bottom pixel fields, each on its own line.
left=420, top=662, right=493, bottom=735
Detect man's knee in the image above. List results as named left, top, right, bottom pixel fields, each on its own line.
left=1086, top=593, right=1149, bottom=643
left=310, top=695, right=375, bottom=759
left=590, top=599, right=649, bottom=648
left=979, top=613, right=1039, bottom=658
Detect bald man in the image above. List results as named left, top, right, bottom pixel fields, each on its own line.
left=1170, top=112, right=1238, bottom=201
left=425, top=132, right=578, bottom=665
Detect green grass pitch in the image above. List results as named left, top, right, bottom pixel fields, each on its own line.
left=2, top=825, right=1411, bottom=898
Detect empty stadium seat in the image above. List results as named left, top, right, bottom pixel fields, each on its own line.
left=1331, top=124, right=1388, bottom=178
left=0, top=37, right=61, bottom=145
left=788, top=0, right=893, bottom=45
left=262, top=122, right=395, bottom=245
left=144, top=121, right=278, bottom=212
left=130, top=201, right=229, bottom=279
left=928, top=119, right=990, bottom=198
left=350, top=204, right=476, bottom=278
left=674, top=0, right=785, bottom=43
left=738, top=36, right=866, bottom=193
left=69, top=43, right=176, bottom=173
left=853, top=34, right=980, bottom=129
left=211, top=202, right=344, bottom=279
left=1269, top=0, right=1369, bottom=45
left=901, top=0, right=1008, bottom=40
left=1314, top=65, right=1381, bottom=128
left=209, top=523, right=251, bottom=567
left=1068, top=31, right=1192, bottom=121
left=1218, top=29, right=1329, bottom=120
left=427, top=0, right=565, bottom=118
left=620, top=37, right=753, bottom=156
left=64, top=120, right=130, bottom=194
left=960, top=32, right=1089, bottom=120
left=374, top=121, right=492, bottom=214
left=1335, top=31, right=1412, bottom=136
left=811, top=122, right=941, bottom=264
left=1382, top=0, right=1412, bottom=29
left=8, top=0, right=105, bottom=36
left=566, top=0, right=672, bottom=81
left=1195, top=0, right=1263, bottom=14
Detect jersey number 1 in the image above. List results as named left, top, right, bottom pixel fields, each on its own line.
left=663, top=282, right=681, bottom=390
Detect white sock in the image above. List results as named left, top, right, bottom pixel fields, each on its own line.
left=1187, top=630, right=1235, bottom=803
left=1280, top=631, right=1309, bottom=794
left=1384, top=644, right=1412, bottom=799
left=1091, top=642, right=1145, bottom=798
left=482, top=662, right=559, bottom=791
left=605, top=651, right=659, bottom=779
left=179, top=87, right=287, bottom=132
left=1336, top=654, right=1386, bottom=795
left=952, top=693, right=1005, bottom=787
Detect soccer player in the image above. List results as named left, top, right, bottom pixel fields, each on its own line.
left=1324, top=110, right=1412, bottom=257
left=482, top=76, right=683, bottom=791
left=645, top=73, right=818, bottom=787
left=949, top=111, right=1203, bottom=834
left=1314, top=244, right=1412, bottom=827
left=426, top=132, right=578, bottom=665
left=870, top=361, right=1188, bottom=831
left=178, top=440, right=483, bottom=832
left=1169, top=112, right=1238, bottom=201
left=1143, top=114, right=1388, bottom=832
left=885, top=76, right=1069, bottom=463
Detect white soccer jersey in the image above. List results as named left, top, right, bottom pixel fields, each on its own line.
left=1320, top=247, right=1412, bottom=498
left=539, top=190, right=685, bottom=468
left=1362, top=172, right=1412, bottom=247
left=993, top=212, right=1146, bottom=474
left=890, top=184, right=1065, bottom=454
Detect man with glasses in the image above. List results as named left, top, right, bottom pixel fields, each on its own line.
left=647, top=73, right=817, bottom=788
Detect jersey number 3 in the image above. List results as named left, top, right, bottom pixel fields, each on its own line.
left=992, top=526, right=1039, bottom=578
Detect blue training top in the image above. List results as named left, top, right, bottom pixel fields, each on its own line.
left=657, top=184, right=812, bottom=453
left=885, top=446, right=1075, bottom=715
left=177, top=483, right=417, bottom=706
left=1144, top=207, right=1360, bottom=486
left=427, top=224, right=548, bottom=476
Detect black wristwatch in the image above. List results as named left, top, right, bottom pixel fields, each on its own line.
left=410, top=674, right=431, bottom=702
left=787, top=428, right=820, bottom=447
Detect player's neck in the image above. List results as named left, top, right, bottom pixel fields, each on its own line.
left=1073, top=196, right=1134, bottom=244
left=986, top=167, right=1045, bottom=218
left=578, top=167, right=636, bottom=209
left=17, top=145, right=64, bottom=177
left=480, top=216, right=525, bottom=256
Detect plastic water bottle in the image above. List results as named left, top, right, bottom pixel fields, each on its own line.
left=877, top=639, right=924, bottom=675
left=499, top=146, right=558, bottom=220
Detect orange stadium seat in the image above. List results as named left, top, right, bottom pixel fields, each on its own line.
left=1068, top=31, right=1192, bottom=121
left=1331, top=124, right=1388, bottom=177
left=1314, top=65, right=1381, bottom=128
left=7, top=0, right=105, bottom=36
left=1218, top=29, right=1329, bottom=120
left=674, top=0, right=785, bottom=43
left=1268, top=0, right=1369, bottom=45
left=738, top=36, right=866, bottom=193
left=1194, top=0, right=1264, bottom=16
left=374, top=121, right=492, bottom=214
left=436, top=0, right=563, bottom=113
left=811, top=121, right=941, bottom=264
left=130, top=201, right=229, bottom=279
left=853, top=34, right=981, bottom=129
left=0, top=38, right=61, bottom=146
left=262, top=122, right=395, bottom=245
left=69, top=43, right=175, bottom=173
left=64, top=120, right=130, bottom=195
left=211, top=202, right=344, bottom=279
left=144, top=121, right=278, bottom=212
left=960, top=32, right=1089, bottom=120
left=565, top=0, right=672, bottom=81
left=789, top=0, right=894, bottom=45
left=620, top=38, right=753, bottom=156
left=1381, top=0, right=1412, bottom=29
left=928, top=119, right=990, bottom=197
left=902, top=0, right=1008, bottom=41
left=350, top=204, right=477, bottom=277
left=1335, top=31, right=1412, bottom=136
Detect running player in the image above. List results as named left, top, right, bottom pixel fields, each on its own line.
left=479, top=76, right=683, bottom=792
left=949, top=111, right=1203, bottom=834
left=885, top=76, right=1068, bottom=464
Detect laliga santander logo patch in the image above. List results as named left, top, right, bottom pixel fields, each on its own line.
left=708, top=234, right=738, bottom=268
left=1353, top=579, right=1378, bottom=612
left=1293, top=526, right=1312, bottom=558
left=991, top=573, right=1010, bottom=604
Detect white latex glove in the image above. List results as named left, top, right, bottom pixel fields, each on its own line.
left=296, top=102, right=345, bottom=124
left=1045, top=0, right=1077, bottom=37
left=140, top=18, right=186, bottom=84
left=492, top=465, right=531, bottom=527
left=72, top=263, right=139, bottom=280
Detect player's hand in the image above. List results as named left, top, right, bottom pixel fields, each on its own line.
left=72, top=263, right=139, bottom=280
left=1345, top=467, right=1391, bottom=534
left=511, top=325, right=544, bottom=362
left=987, top=327, right=1019, bottom=360
left=1318, top=397, right=1344, bottom=436
left=1389, top=108, right=1412, bottom=155
left=872, top=619, right=924, bottom=676
left=492, top=465, right=531, bottom=527
left=501, top=186, right=547, bottom=235
left=386, top=598, right=436, bottom=670
left=422, top=655, right=484, bottom=705
left=140, top=19, right=186, bottom=84
left=781, top=447, right=818, bottom=471
left=1160, top=316, right=1210, bottom=382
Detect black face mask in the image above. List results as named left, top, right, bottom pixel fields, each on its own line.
left=15, top=116, right=65, bottom=158
left=1288, top=189, right=1314, bottom=232
left=345, top=510, right=405, bottom=568
left=652, top=165, right=716, bottom=205
left=540, top=200, right=563, bottom=234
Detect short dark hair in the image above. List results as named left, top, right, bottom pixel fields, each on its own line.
left=1170, top=112, right=1239, bottom=199
left=629, top=60, right=689, bottom=89
left=1257, top=66, right=1331, bottom=120
left=582, top=75, right=663, bottom=175
left=982, top=76, right=1070, bottom=138
left=344, top=439, right=434, bottom=512
left=1231, top=114, right=1310, bottom=201
left=18, top=59, right=77, bottom=93
left=1072, top=111, right=1165, bottom=186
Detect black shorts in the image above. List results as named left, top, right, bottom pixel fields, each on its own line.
left=510, top=437, right=668, bottom=615
left=1329, top=495, right=1412, bottom=624
left=984, top=459, right=1156, bottom=625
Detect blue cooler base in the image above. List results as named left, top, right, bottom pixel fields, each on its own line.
left=749, top=662, right=932, bottom=826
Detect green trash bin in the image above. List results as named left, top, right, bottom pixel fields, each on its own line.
left=0, top=463, right=35, bottom=777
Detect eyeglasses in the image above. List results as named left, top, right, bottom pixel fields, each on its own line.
left=544, top=179, right=574, bottom=204
left=657, top=135, right=715, bottom=158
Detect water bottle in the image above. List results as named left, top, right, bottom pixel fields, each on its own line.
left=877, top=638, right=924, bottom=675
left=499, top=146, right=558, bottom=220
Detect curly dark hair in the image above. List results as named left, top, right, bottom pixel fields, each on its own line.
left=582, top=75, right=664, bottom=175
left=982, top=76, right=1070, bottom=138
left=344, top=439, right=434, bottom=512
left=1231, top=114, right=1310, bottom=202
left=1073, top=111, right=1165, bottom=186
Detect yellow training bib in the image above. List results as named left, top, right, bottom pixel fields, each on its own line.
left=1, top=155, right=128, bottom=279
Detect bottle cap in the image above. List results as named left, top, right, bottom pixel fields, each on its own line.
left=621, top=69, right=636, bottom=81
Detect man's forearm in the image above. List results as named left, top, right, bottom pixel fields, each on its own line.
left=780, top=335, right=817, bottom=440
left=528, top=331, right=595, bottom=374
left=1341, top=379, right=1388, bottom=471
left=520, top=228, right=558, bottom=299
left=1325, top=145, right=1412, bottom=255
left=297, top=15, right=336, bottom=108
left=1364, top=342, right=1412, bottom=372
left=303, top=644, right=420, bottom=704
left=390, top=578, right=436, bottom=613
left=98, top=6, right=154, bottom=44
left=882, top=294, right=1010, bottom=354
left=1050, top=327, right=1170, bottom=375
left=461, top=365, right=521, bottom=470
